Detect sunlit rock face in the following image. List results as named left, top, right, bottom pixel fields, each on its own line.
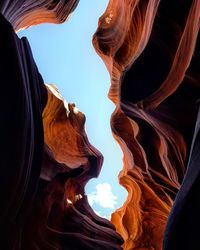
left=0, top=0, right=79, bottom=31
left=0, top=2, right=123, bottom=249
left=93, top=0, right=200, bottom=249
left=39, top=85, right=123, bottom=250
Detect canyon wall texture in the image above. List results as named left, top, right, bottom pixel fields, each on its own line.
left=1, top=0, right=200, bottom=249
left=0, top=1, right=123, bottom=249
left=93, top=0, right=200, bottom=249
left=0, top=0, right=79, bottom=31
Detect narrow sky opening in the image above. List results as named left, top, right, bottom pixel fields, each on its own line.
left=19, top=0, right=127, bottom=219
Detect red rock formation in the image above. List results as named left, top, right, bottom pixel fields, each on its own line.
left=0, top=0, right=79, bottom=31
left=93, top=0, right=200, bottom=249
left=0, top=1, right=123, bottom=249
left=22, top=84, right=123, bottom=249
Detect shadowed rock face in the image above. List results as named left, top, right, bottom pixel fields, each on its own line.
left=93, top=0, right=200, bottom=249
left=0, top=12, right=47, bottom=248
left=0, top=2, right=123, bottom=249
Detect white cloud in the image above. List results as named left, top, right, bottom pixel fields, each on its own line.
left=88, top=183, right=118, bottom=209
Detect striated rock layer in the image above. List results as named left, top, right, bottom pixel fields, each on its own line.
left=0, top=1, right=123, bottom=249
left=0, top=0, right=79, bottom=31
left=93, top=0, right=200, bottom=249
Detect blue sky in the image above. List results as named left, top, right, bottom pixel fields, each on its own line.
left=19, top=0, right=127, bottom=219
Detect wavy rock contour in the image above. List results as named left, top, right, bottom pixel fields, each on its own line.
left=93, top=0, right=200, bottom=249
left=0, top=1, right=123, bottom=249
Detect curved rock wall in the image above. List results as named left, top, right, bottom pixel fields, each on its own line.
left=0, top=1, right=123, bottom=249
left=0, top=0, right=79, bottom=31
left=93, top=0, right=200, bottom=249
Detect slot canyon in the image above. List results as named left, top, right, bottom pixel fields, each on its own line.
left=0, top=0, right=199, bottom=249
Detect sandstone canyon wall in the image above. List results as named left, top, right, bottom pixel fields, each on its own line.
left=0, top=1, right=123, bottom=249
left=93, top=0, right=200, bottom=249
left=0, top=0, right=200, bottom=250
